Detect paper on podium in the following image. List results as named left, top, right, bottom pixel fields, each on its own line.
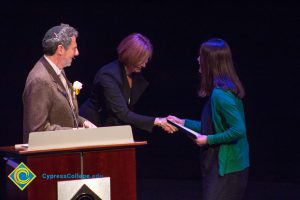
left=28, top=125, right=134, bottom=150
left=167, top=120, right=201, bottom=139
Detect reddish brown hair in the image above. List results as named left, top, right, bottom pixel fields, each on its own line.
left=117, top=33, right=153, bottom=67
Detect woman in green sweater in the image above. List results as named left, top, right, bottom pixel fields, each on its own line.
left=168, top=38, right=249, bottom=200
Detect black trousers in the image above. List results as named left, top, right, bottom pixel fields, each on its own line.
left=200, top=146, right=248, bottom=200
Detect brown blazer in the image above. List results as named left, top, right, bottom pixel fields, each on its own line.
left=23, top=56, right=86, bottom=143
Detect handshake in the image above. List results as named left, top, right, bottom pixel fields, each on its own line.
left=155, top=116, right=207, bottom=146
left=154, top=115, right=184, bottom=134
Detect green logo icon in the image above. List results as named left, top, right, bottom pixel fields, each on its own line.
left=8, top=162, right=36, bottom=191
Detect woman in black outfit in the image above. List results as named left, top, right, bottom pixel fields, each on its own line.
left=80, top=33, right=176, bottom=133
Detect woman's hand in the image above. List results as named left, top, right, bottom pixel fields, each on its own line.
left=154, top=117, right=178, bottom=133
left=167, top=115, right=185, bottom=125
left=195, top=134, right=207, bottom=146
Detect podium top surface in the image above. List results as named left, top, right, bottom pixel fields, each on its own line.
left=28, top=126, right=135, bottom=151
left=0, top=141, right=147, bottom=155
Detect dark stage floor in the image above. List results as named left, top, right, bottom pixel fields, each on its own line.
left=137, top=179, right=300, bottom=200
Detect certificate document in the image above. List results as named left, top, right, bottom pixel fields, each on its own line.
left=167, top=120, right=201, bottom=139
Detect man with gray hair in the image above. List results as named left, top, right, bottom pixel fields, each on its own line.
left=23, top=24, right=96, bottom=143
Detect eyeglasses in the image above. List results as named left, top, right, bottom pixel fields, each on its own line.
left=135, top=60, right=148, bottom=67
left=197, top=56, right=200, bottom=64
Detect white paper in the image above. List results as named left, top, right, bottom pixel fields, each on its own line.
left=168, top=120, right=201, bottom=138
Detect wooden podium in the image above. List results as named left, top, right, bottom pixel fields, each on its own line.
left=0, top=141, right=146, bottom=200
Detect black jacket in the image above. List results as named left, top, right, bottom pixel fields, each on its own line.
left=80, top=60, right=155, bottom=132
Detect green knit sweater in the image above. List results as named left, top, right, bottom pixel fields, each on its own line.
left=184, top=88, right=249, bottom=176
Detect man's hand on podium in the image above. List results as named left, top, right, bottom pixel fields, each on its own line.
left=83, top=121, right=97, bottom=128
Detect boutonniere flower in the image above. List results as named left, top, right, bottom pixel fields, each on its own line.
left=73, top=81, right=83, bottom=95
